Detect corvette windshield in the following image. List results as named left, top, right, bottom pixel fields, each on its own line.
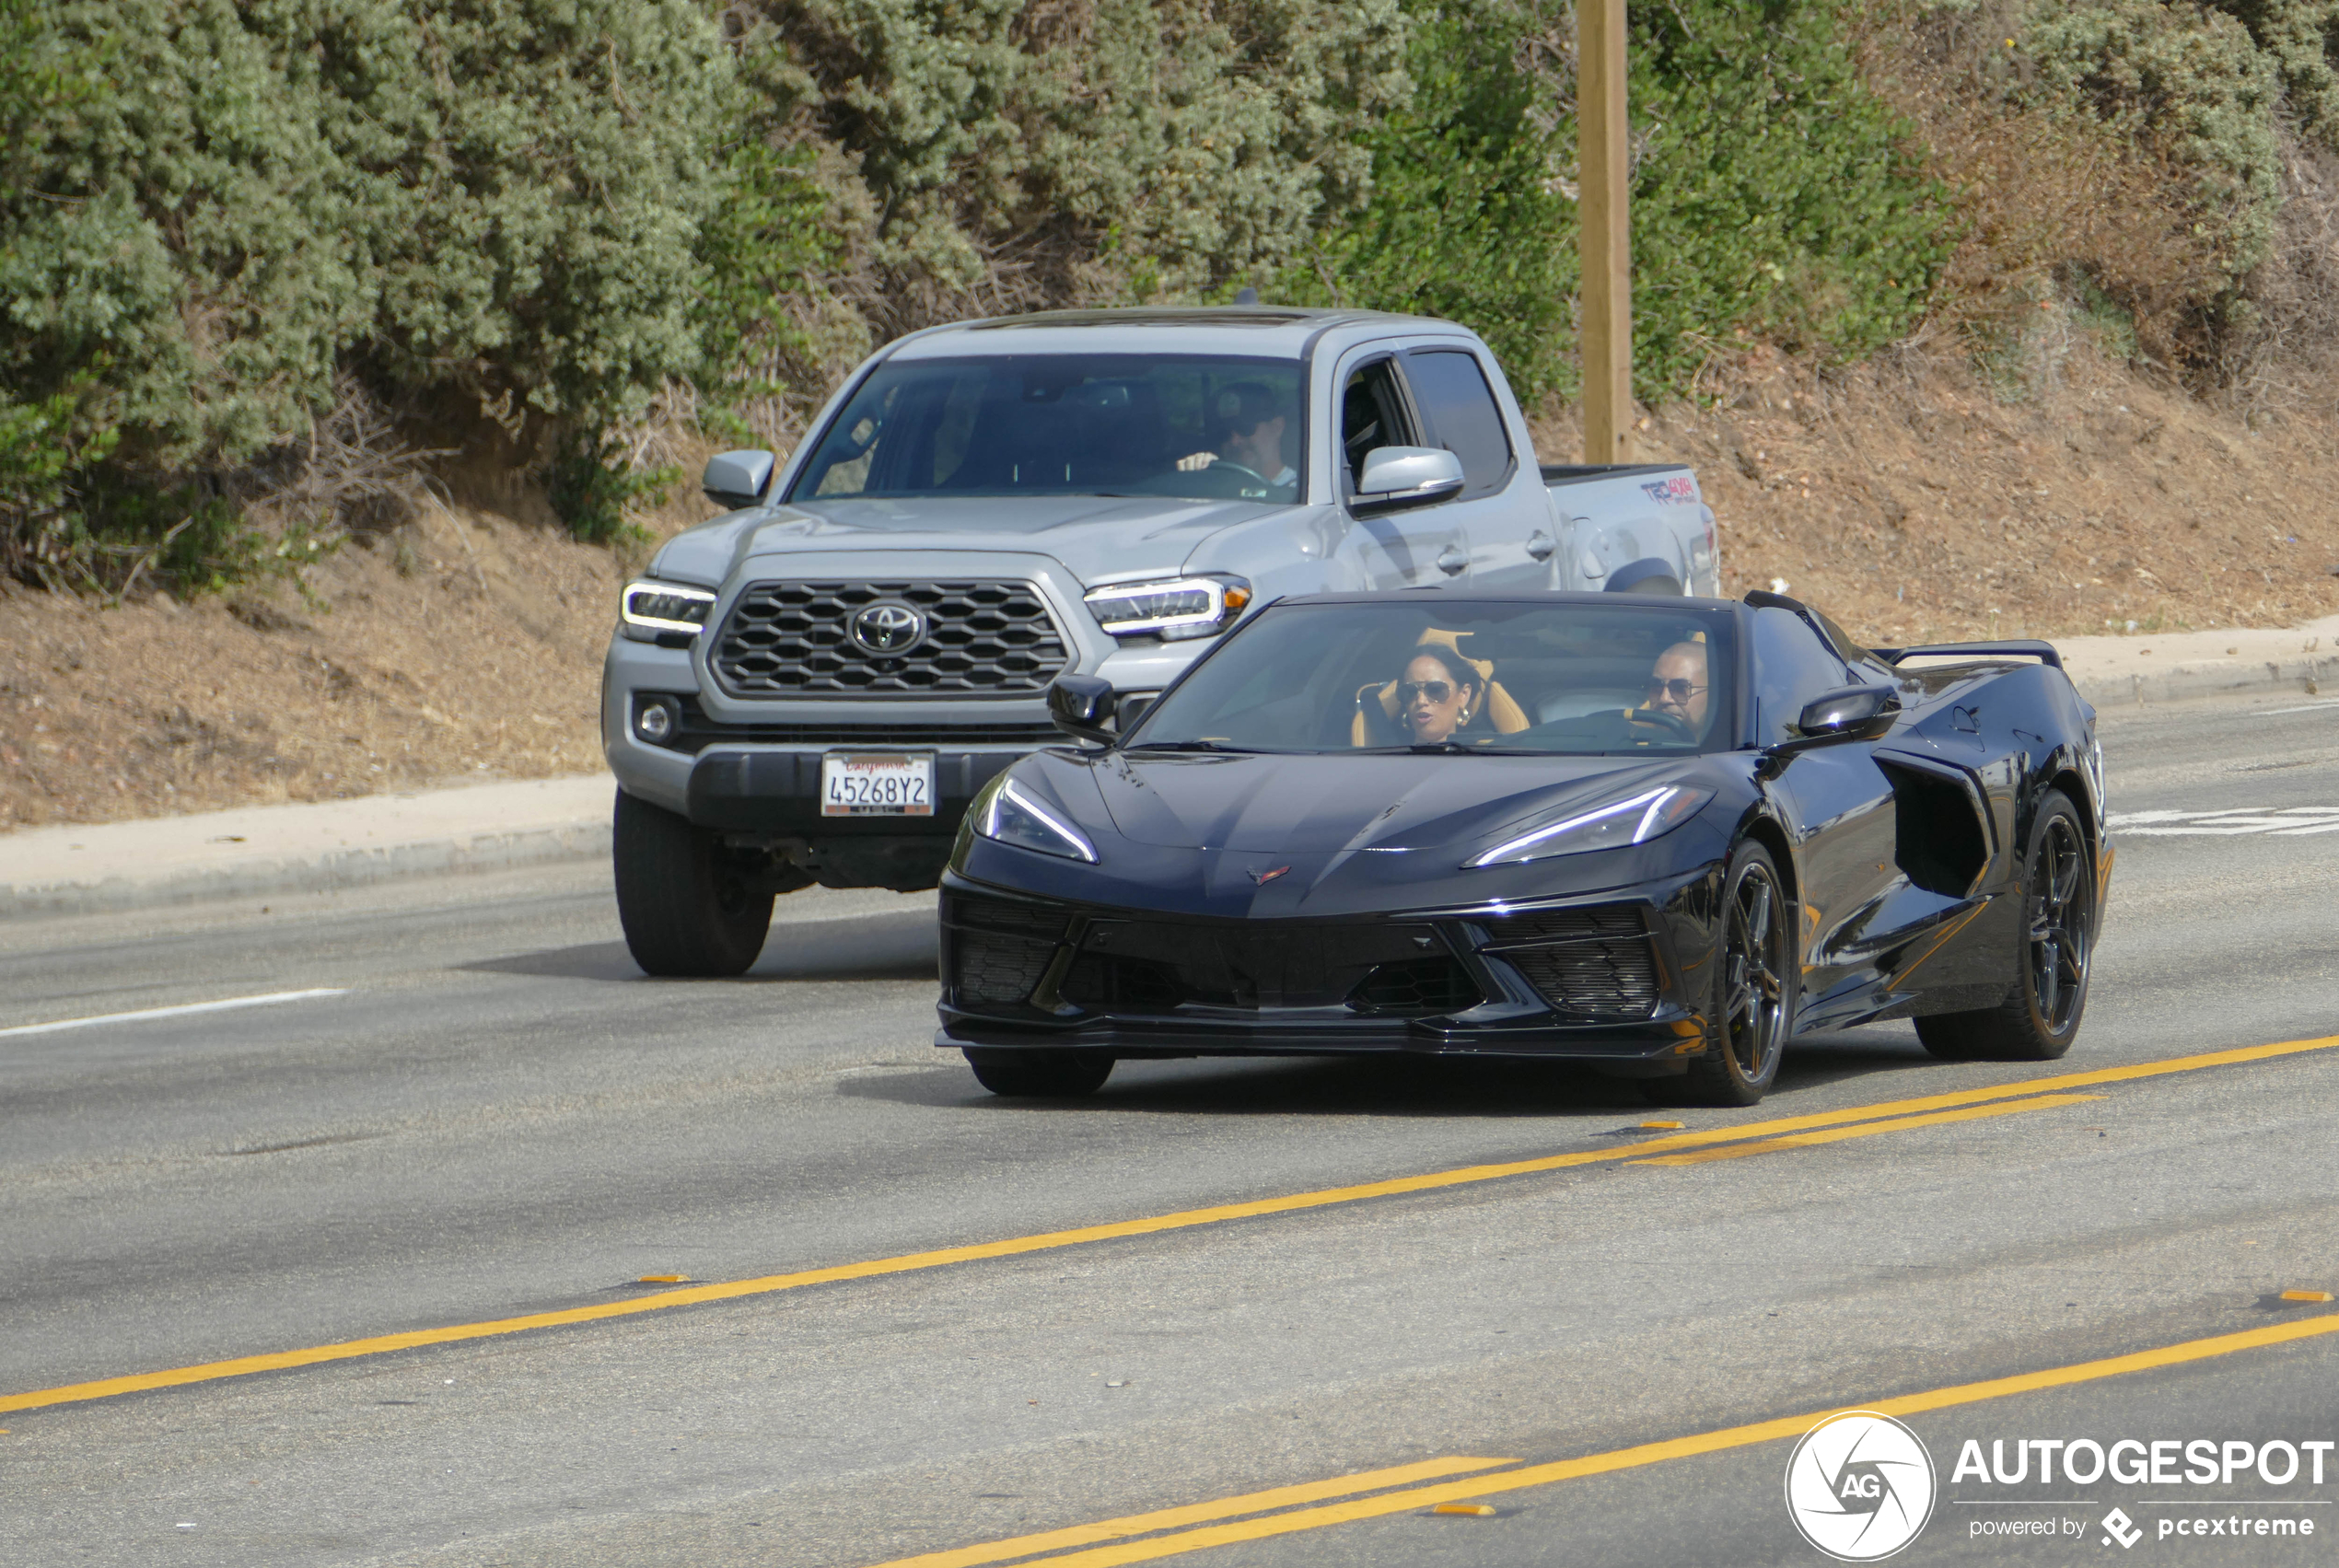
left=1126, top=600, right=1738, bottom=755
left=787, top=354, right=1306, bottom=504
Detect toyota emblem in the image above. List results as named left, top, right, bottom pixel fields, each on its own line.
left=849, top=601, right=925, bottom=656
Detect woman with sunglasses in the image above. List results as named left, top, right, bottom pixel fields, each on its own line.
left=1396, top=645, right=1484, bottom=745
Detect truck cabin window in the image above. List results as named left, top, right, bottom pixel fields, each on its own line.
left=790, top=355, right=1307, bottom=504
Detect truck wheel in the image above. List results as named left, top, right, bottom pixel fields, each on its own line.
left=1915, top=790, right=2092, bottom=1062
left=612, top=790, right=774, bottom=977
left=963, top=1049, right=1114, bottom=1098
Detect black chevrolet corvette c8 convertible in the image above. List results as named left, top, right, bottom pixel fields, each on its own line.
left=935, top=590, right=2111, bottom=1105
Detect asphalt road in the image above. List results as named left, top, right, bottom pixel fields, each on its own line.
left=3, top=692, right=2336, bottom=1567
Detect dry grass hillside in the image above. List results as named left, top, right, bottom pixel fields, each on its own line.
left=1582, top=343, right=2339, bottom=649
left=0, top=498, right=634, bottom=830
left=7, top=338, right=2339, bottom=832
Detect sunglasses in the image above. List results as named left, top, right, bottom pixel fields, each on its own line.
left=1397, top=679, right=1460, bottom=704
left=1646, top=678, right=1707, bottom=703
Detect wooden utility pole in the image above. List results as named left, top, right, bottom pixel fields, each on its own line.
left=1577, top=0, right=1632, bottom=465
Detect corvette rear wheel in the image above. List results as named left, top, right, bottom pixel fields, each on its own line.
left=1917, top=789, right=2093, bottom=1062
left=1668, top=841, right=1794, bottom=1107
left=963, top=1049, right=1115, bottom=1098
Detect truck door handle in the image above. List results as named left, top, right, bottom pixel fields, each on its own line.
left=1437, top=544, right=1469, bottom=575
left=1526, top=529, right=1554, bottom=562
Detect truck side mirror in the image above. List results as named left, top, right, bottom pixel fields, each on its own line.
left=1792, top=685, right=1900, bottom=743
left=1048, top=674, right=1118, bottom=744
left=1352, top=447, right=1463, bottom=515
left=703, top=449, right=775, bottom=509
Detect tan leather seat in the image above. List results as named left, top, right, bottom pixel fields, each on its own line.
left=1351, top=630, right=1530, bottom=746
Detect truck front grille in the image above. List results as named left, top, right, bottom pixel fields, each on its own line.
left=714, top=580, right=1070, bottom=697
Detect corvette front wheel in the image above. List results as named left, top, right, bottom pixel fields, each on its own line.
left=963, top=1049, right=1115, bottom=1098
left=1671, top=840, right=1795, bottom=1107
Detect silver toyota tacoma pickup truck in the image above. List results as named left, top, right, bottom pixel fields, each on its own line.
left=602, top=306, right=1721, bottom=973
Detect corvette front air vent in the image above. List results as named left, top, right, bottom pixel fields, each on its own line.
left=1348, top=957, right=1481, bottom=1016
left=1481, top=905, right=1659, bottom=1021
left=945, top=892, right=1069, bottom=1005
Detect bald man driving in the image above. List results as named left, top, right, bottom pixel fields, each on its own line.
left=1645, top=641, right=1711, bottom=732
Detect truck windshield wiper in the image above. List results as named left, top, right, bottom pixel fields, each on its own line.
left=1124, top=739, right=1258, bottom=753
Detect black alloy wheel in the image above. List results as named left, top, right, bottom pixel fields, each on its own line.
left=1668, top=840, right=1793, bottom=1107
left=1917, top=789, right=2093, bottom=1062
left=963, top=1048, right=1116, bottom=1098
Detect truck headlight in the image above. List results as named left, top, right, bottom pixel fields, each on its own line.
left=1084, top=575, right=1251, bottom=641
left=621, top=580, right=718, bottom=641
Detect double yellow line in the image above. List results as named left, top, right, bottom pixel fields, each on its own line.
left=2, top=1033, right=2330, bottom=1417
left=869, top=1312, right=2339, bottom=1568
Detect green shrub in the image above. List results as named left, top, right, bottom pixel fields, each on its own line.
left=1289, top=0, right=1949, bottom=403
left=1276, top=0, right=1576, bottom=398
left=2207, top=1, right=2339, bottom=157
left=548, top=430, right=675, bottom=546
left=1, top=0, right=733, bottom=587
left=2020, top=0, right=2283, bottom=280
left=1629, top=1, right=1951, bottom=393
left=724, top=0, right=1411, bottom=338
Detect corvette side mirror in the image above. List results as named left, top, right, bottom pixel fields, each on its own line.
left=1793, top=685, right=1900, bottom=743
left=1048, top=674, right=1118, bottom=745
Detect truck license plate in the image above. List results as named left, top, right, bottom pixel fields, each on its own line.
left=820, top=753, right=935, bottom=817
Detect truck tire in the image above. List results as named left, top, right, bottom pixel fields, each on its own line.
left=612, top=789, right=774, bottom=977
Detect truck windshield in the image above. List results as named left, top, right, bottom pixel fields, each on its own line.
left=1126, top=600, right=1738, bottom=755
left=787, top=354, right=1306, bottom=504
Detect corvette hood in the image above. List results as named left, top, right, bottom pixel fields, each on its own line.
left=1092, top=751, right=1679, bottom=854
left=969, top=749, right=1739, bottom=921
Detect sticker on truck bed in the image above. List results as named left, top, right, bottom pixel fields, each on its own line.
left=821, top=754, right=936, bottom=816
left=1640, top=475, right=1699, bottom=505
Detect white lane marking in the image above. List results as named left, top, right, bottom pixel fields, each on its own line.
left=2260, top=700, right=2339, bottom=715
left=2109, top=805, right=2339, bottom=837
left=0, top=989, right=350, bottom=1040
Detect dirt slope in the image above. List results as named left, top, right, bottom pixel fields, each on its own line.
left=0, top=500, right=635, bottom=831
left=1588, top=344, right=2339, bottom=650
left=8, top=347, right=2339, bottom=831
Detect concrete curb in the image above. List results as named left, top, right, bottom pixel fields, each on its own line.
left=2047, top=613, right=2337, bottom=711
left=2069, top=656, right=2330, bottom=709
left=0, top=775, right=612, bottom=923
left=0, top=822, right=611, bottom=922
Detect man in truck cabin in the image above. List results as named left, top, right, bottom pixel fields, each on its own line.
left=1174, top=382, right=1297, bottom=491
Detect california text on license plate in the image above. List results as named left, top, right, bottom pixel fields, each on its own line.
left=820, top=753, right=935, bottom=816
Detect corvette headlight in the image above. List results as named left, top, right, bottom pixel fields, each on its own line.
left=1467, top=785, right=1713, bottom=867
left=621, top=579, right=718, bottom=640
left=1084, top=575, right=1251, bottom=641
left=974, top=777, right=1099, bottom=863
